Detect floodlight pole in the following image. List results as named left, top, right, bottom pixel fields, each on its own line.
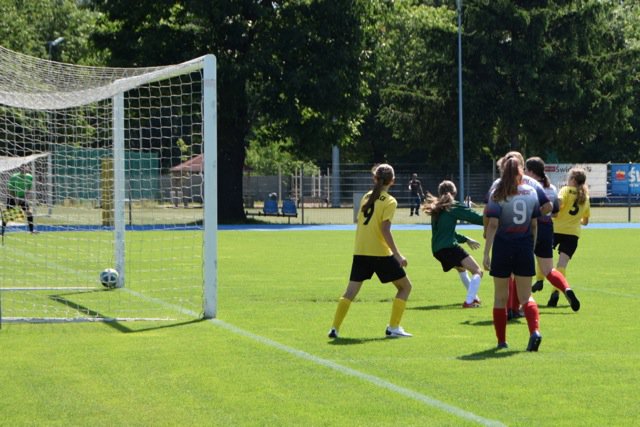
left=456, top=0, right=465, bottom=203
left=46, top=36, right=65, bottom=216
left=47, top=37, right=65, bottom=61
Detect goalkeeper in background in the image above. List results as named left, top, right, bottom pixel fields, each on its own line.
left=3, top=165, right=37, bottom=234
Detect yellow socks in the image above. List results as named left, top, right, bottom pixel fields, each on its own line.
left=331, top=297, right=352, bottom=330
left=389, top=298, right=407, bottom=328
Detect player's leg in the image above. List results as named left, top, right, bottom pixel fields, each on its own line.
left=460, top=256, right=482, bottom=307
left=329, top=280, right=362, bottom=338
left=386, top=275, right=413, bottom=337
left=492, top=277, right=509, bottom=348
left=329, top=255, right=371, bottom=338
left=21, top=200, right=35, bottom=233
left=456, top=266, right=471, bottom=291
left=507, top=275, right=522, bottom=319
left=514, top=244, right=542, bottom=351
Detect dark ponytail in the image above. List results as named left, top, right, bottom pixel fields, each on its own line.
left=361, top=163, right=395, bottom=213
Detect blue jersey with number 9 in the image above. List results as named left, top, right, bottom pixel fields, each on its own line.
left=485, top=184, right=541, bottom=240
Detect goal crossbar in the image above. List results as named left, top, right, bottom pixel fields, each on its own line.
left=0, top=45, right=218, bottom=323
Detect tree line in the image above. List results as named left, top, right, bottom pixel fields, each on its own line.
left=0, top=0, right=638, bottom=222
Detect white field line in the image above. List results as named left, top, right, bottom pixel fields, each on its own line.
left=5, top=242, right=505, bottom=425
left=116, top=288, right=507, bottom=426
left=209, top=318, right=507, bottom=427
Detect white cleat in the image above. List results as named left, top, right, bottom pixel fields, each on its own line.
left=385, top=326, right=413, bottom=338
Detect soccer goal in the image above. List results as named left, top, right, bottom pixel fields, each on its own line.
left=0, top=46, right=217, bottom=324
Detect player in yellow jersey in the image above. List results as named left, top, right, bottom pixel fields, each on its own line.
left=548, top=167, right=590, bottom=307
left=328, top=163, right=413, bottom=339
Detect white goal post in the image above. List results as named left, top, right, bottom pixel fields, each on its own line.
left=0, top=46, right=217, bottom=323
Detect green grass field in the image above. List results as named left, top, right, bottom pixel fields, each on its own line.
left=1, top=226, right=639, bottom=426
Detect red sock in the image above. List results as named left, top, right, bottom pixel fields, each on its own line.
left=523, top=301, right=540, bottom=334
left=546, top=269, right=569, bottom=292
left=493, top=308, right=507, bottom=343
left=508, top=277, right=520, bottom=310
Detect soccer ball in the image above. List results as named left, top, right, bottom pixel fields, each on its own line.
left=100, top=268, right=119, bottom=289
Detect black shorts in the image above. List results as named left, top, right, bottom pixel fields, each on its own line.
left=434, top=246, right=469, bottom=272
left=349, top=255, right=406, bottom=283
left=6, top=197, right=28, bottom=210
left=534, top=231, right=554, bottom=258
left=490, top=236, right=535, bottom=278
left=553, top=233, right=579, bottom=258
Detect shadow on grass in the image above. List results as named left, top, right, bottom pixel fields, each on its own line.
left=48, top=291, right=204, bottom=333
left=460, top=319, right=495, bottom=327
left=327, top=337, right=391, bottom=345
left=408, top=303, right=461, bottom=311
left=457, top=347, right=519, bottom=361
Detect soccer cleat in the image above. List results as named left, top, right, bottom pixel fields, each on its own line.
left=328, top=328, right=339, bottom=339
left=497, top=342, right=509, bottom=349
left=462, top=301, right=481, bottom=308
left=385, top=326, right=413, bottom=338
left=547, top=290, right=560, bottom=307
left=507, top=308, right=524, bottom=320
left=565, top=289, right=581, bottom=312
left=473, top=297, right=481, bottom=304
left=532, top=280, right=544, bottom=293
left=526, top=331, right=542, bottom=352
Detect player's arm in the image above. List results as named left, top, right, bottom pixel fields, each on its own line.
left=465, top=236, right=481, bottom=250
left=381, top=220, right=407, bottom=267
left=483, top=217, right=498, bottom=271
left=530, top=218, right=537, bottom=249
left=540, top=201, right=552, bottom=215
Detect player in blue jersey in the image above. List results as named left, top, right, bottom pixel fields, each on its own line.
left=485, top=151, right=552, bottom=320
left=525, top=157, right=580, bottom=311
left=483, top=157, right=543, bottom=351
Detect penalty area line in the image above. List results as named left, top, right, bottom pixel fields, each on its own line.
left=209, top=318, right=506, bottom=427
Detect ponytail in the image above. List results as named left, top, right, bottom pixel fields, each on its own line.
left=361, top=164, right=395, bottom=213
left=525, top=156, right=550, bottom=188
left=569, top=168, right=588, bottom=205
left=423, top=180, right=457, bottom=220
left=492, top=158, right=522, bottom=202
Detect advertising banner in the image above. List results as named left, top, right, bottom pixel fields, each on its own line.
left=544, top=163, right=607, bottom=198
left=610, top=163, right=640, bottom=196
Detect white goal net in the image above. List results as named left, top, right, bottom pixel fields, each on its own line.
left=0, top=46, right=217, bottom=324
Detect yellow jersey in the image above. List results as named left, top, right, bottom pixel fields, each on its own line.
left=353, top=190, right=397, bottom=256
left=552, top=186, right=590, bottom=237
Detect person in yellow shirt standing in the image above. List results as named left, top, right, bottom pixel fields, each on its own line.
left=548, top=167, right=590, bottom=307
left=328, top=163, right=413, bottom=339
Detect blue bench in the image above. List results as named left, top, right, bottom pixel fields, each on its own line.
left=245, top=198, right=298, bottom=223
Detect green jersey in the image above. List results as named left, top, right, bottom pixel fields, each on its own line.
left=430, top=202, right=483, bottom=254
left=8, top=172, right=33, bottom=198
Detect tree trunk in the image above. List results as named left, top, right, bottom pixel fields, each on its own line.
left=217, top=79, right=249, bottom=224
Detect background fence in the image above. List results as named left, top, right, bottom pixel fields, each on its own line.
left=241, top=162, right=640, bottom=224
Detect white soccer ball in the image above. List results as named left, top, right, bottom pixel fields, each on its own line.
left=100, top=268, right=119, bottom=289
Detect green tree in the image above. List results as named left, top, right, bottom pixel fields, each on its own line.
left=372, top=1, right=461, bottom=167
left=92, top=0, right=367, bottom=222
left=462, top=0, right=638, bottom=162
left=0, top=0, right=107, bottom=65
